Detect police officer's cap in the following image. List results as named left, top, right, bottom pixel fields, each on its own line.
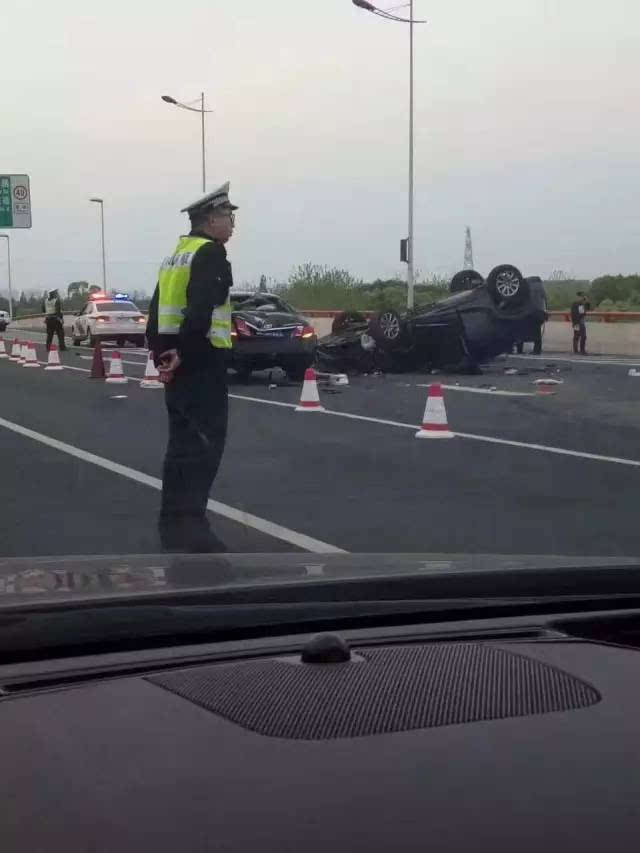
left=181, top=181, right=238, bottom=218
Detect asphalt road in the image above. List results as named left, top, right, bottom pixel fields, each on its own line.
left=1, top=331, right=639, bottom=558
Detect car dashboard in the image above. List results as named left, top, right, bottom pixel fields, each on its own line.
left=2, top=605, right=640, bottom=852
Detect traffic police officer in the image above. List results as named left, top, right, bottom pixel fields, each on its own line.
left=147, top=181, right=237, bottom=552
left=43, top=289, right=67, bottom=351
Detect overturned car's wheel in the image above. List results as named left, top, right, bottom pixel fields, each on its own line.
left=331, top=311, right=366, bottom=334
left=369, top=310, right=407, bottom=350
left=449, top=269, right=484, bottom=294
left=487, top=264, right=528, bottom=307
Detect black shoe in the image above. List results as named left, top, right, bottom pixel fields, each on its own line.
left=159, top=520, right=227, bottom=554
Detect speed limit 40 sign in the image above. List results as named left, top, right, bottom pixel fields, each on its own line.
left=0, top=175, right=31, bottom=228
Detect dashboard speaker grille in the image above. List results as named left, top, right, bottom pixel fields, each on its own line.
left=148, top=643, right=599, bottom=740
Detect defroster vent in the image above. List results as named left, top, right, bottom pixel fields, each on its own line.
left=148, top=642, right=600, bottom=740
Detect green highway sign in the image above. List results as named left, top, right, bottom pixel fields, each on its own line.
left=0, top=175, right=31, bottom=228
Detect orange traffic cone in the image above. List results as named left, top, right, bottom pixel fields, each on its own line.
left=90, top=340, right=106, bottom=379
left=415, top=384, right=455, bottom=439
left=44, top=343, right=63, bottom=371
left=22, top=341, right=40, bottom=368
left=9, top=339, right=21, bottom=361
left=140, top=352, right=163, bottom=389
left=295, top=368, right=325, bottom=412
left=0, top=337, right=7, bottom=359
left=106, top=350, right=127, bottom=384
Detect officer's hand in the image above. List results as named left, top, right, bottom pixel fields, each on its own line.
left=158, top=349, right=181, bottom=384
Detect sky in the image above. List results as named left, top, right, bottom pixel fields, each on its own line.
left=1, top=0, right=639, bottom=297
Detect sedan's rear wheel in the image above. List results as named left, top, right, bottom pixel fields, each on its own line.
left=487, top=265, right=528, bottom=307
left=71, top=326, right=82, bottom=346
left=285, top=359, right=312, bottom=382
left=234, top=364, right=252, bottom=383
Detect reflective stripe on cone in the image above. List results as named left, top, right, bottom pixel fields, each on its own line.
left=44, top=344, right=63, bottom=371
left=415, top=384, right=455, bottom=439
left=22, top=342, right=40, bottom=368
left=295, top=368, right=325, bottom=412
left=140, top=352, right=163, bottom=389
left=105, top=350, right=127, bottom=384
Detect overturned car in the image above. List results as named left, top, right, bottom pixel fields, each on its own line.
left=316, top=265, right=547, bottom=374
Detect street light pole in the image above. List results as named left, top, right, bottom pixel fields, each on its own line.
left=408, top=0, right=415, bottom=309
left=0, top=234, right=13, bottom=319
left=201, top=92, right=206, bottom=193
left=162, top=93, right=213, bottom=193
left=89, top=198, right=107, bottom=291
left=351, top=0, right=425, bottom=310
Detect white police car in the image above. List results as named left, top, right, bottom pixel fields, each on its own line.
left=0, top=310, right=10, bottom=333
left=70, top=293, right=147, bottom=347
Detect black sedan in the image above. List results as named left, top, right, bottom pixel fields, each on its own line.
left=317, top=265, right=547, bottom=373
left=229, top=292, right=317, bottom=381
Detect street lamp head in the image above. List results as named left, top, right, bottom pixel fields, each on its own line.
left=161, top=95, right=178, bottom=104
left=89, top=198, right=103, bottom=204
left=352, top=0, right=376, bottom=9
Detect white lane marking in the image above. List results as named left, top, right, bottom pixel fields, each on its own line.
left=418, top=384, right=535, bottom=398
left=0, top=415, right=346, bottom=554
left=229, top=394, right=640, bottom=470
left=15, top=357, right=640, bottom=471
left=510, top=354, right=640, bottom=368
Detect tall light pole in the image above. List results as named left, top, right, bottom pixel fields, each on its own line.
left=352, top=0, right=426, bottom=309
left=0, top=234, right=13, bottom=319
left=89, top=198, right=107, bottom=291
left=161, top=93, right=213, bottom=192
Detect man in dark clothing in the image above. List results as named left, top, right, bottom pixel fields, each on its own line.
left=570, top=292, right=590, bottom=354
left=146, top=181, right=237, bottom=553
left=42, top=289, right=67, bottom=351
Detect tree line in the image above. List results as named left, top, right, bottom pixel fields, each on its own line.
left=2, top=270, right=640, bottom=317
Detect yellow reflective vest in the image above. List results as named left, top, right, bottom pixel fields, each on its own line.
left=157, top=236, right=232, bottom=349
left=44, top=297, right=58, bottom=316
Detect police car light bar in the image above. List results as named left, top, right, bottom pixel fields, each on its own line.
left=114, top=293, right=130, bottom=300
left=89, top=291, right=107, bottom=300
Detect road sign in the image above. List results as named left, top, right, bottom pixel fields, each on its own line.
left=0, top=175, right=31, bottom=228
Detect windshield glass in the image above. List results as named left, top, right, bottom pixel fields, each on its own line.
left=1, top=0, right=638, bottom=624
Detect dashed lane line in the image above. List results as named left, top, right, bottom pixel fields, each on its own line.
left=418, top=384, right=535, bottom=398
left=0, top=414, right=346, bottom=555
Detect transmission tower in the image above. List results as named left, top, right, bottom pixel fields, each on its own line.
left=463, top=226, right=474, bottom=269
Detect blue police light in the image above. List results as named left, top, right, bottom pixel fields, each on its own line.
left=114, top=293, right=130, bottom=300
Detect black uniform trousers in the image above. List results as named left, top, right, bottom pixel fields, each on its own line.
left=160, top=354, right=228, bottom=541
left=573, top=322, right=586, bottom=354
left=45, top=316, right=65, bottom=351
